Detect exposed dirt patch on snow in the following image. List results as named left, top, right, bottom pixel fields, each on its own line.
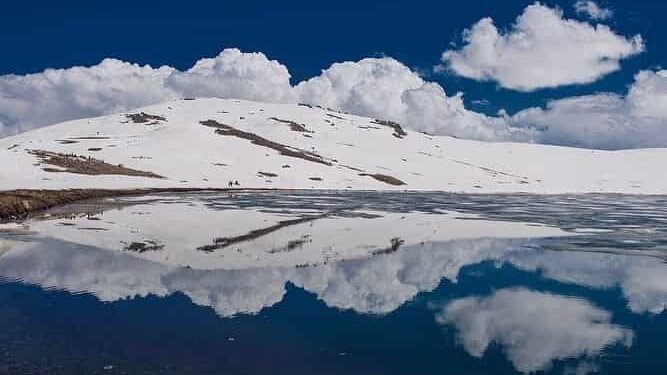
left=268, top=117, right=313, bottom=133
left=326, top=113, right=345, bottom=120
left=69, top=136, right=111, bottom=140
left=197, top=214, right=328, bottom=252
left=359, top=173, right=406, bottom=186
left=450, top=158, right=528, bottom=181
left=126, top=112, right=166, bottom=124
left=0, top=188, right=255, bottom=221
left=371, top=237, right=405, bottom=256
left=0, top=189, right=130, bottom=221
left=200, top=120, right=332, bottom=166
left=371, top=119, right=407, bottom=139
left=29, top=150, right=164, bottom=179
left=268, top=234, right=313, bottom=254
left=123, top=240, right=165, bottom=253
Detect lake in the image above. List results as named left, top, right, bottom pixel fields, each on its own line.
left=1, top=191, right=666, bottom=374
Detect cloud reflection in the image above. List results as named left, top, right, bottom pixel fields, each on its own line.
left=435, top=288, right=633, bottom=373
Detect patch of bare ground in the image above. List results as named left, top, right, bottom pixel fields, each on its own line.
left=341, top=165, right=364, bottom=172
left=197, top=214, right=328, bottom=252
left=371, top=119, right=407, bottom=139
left=200, top=120, right=331, bottom=166
left=326, top=113, right=345, bottom=120
left=125, top=112, right=166, bottom=124
left=450, top=158, right=529, bottom=181
left=299, top=102, right=350, bottom=116
left=29, top=150, right=164, bottom=178
left=258, top=171, right=278, bottom=178
left=0, top=189, right=128, bottom=221
left=269, top=117, right=313, bottom=133
left=268, top=234, right=312, bottom=254
left=359, top=173, right=406, bottom=186
left=122, top=240, right=165, bottom=253
left=371, top=237, right=405, bottom=256
left=70, top=136, right=110, bottom=140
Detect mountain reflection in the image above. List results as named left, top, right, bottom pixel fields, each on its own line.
left=1, top=192, right=666, bottom=374
left=1, top=233, right=666, bottom=317
left=0, top=237, right=534, bottom=315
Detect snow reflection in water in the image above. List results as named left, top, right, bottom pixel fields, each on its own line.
left=0, top=191, right=666, bottom=374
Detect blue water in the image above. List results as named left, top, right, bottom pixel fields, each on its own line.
left=1, top=192, right=666, bottom=374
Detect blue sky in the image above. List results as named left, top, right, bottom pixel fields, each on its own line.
left=1, top=0, right=666, bottom=148
left=1, top=0, right=663, bottom=112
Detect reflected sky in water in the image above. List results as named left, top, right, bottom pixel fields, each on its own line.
left=0, top=191, right=666, bottom=374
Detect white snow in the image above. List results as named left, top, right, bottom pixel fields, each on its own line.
left=1, top=97, right=667, bottom=194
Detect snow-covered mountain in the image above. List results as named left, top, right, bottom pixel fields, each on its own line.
left=2, top=97, right=667, bottom=194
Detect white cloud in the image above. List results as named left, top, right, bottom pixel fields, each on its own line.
left=1, top=48, right=666, bottom=150
left=439, top=3, right=643, bottom=91
left=509, top=69, right=667, bottom=149
left=436, top=288, right=634, bottom=373
left=0, top=235, right=532, bottom=317
left=295, top=58, right=425, bottom=122
left=622, top=263, right=667, bottom=314
left=165, top=48, right=294, bottom=103
left=0, top=59, right=177, bottom=136
left=0, top=49, right=293, bottom=137
left=575, top=1, right=613, bottom=21
left=504, top=249, right=667, bottom=314
left=4, top=225, right=666, bottom=319
left=294, top=239, right=527, bottom=314
left=627, top=70, right=667, bottom=119
left=294, top=58, right=519, bottom=141
left=0, top=52, right=519, bottom=143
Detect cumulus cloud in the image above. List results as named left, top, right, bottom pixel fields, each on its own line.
left=436, top=288, right=634, bottom=373
left=1, top=47, right=666, bottom=150
left=0, top=239, right=171, bottom=302
left=0, top=49, right=293, bottom=136
left=575, top=1, right=613, bottom=21
left=627, top=70, right=667, bottom=119
left=293, top=239, right=528, bottom=314
left=294, top=58, right=518, bottom=141
left=504, top=249, right=667, bottom=314
left=438, top=3, right=643, bottom=91
left=0, top=59, right=177, bottom=136
left=0, top=50, right=519, bottom=142
left=165, top=49, right=294, bottom=103
left=509, top=69, right=667, bottom=149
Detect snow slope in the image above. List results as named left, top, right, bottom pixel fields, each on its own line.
left=1, top=97, right=667, bottom=194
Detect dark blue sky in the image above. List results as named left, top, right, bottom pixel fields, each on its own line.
left=1, top=0, right=664, bottom=114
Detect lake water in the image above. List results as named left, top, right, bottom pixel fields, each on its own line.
left=1, top=191, right=666, bottom=374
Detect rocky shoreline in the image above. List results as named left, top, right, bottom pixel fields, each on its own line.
left=0, top=188, right=249, bottom=221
